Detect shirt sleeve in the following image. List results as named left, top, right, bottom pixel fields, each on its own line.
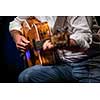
left=69, top=16, right=92, bottom=49
left=9, top=16, right=30, bottom=34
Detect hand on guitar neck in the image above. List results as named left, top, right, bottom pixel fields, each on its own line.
left=43, top=39, right=54, bottom=50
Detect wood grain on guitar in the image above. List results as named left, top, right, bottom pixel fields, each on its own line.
left=22, top=17, right=69, bottom=67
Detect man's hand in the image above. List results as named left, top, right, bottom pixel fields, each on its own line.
left=15, top=34, right=30, bottom=52
left=43, top=40, right=54, bottom=50
left=11, top=31, right=30, bottom=52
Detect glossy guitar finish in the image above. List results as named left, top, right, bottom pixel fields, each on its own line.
left=22, top=17, right=69, bottom=67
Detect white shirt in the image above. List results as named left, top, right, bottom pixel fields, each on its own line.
left=9, top=16, right=93, bottom=62
left=9, top=16, right=57, bottom=32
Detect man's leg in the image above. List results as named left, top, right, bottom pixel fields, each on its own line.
left=71, top=55, right=100, bottom=83
left=88, top=55, right=100, bottom=83
left=18, top=64, right=77, bottom=83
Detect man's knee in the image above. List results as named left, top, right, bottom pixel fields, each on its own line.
left=18, top=71, right=31, bottom=83
left=18, top=65, right=44, bottom=82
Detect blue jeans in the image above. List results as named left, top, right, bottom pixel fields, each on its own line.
left=18, top=55, right=100, bottom=83
left=71, top=55, right=100, bottom=82
left=18, top=63, right=78, bottom=83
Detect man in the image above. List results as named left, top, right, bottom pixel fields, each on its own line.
left=9, top=16, right=100, bottom=83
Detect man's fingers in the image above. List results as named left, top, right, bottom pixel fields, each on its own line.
left=48, top=43, right=54, bottom=48
left=43, top=40, right=54, bottom=50
left=43, top=40, right=50, bottom=50
left=21, top=36, right=30, bottom=44
left=43, top=40, right=50, bottom=46
left=19, top=49, right=26, bottom=53
left=17, top=44, right=28, bottom=53
left=18, top=41, right=28, bottom=47
left=17, top=44, right=26, bottom=50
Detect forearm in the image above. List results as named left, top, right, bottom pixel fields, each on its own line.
left=10, top=30, right=22, bottom=41
left=68, top=16, right=92, bottom=49
left=9, top=16, right=29, bottom=36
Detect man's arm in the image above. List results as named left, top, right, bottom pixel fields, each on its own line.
left=9, top=16, right=30, bottom=52
left=68, top=16, right=92, bottom=50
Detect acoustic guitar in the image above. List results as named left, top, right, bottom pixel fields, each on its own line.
left=21, top=17, right=69, bottom=67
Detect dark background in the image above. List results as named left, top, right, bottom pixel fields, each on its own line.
left=0, top=16, right=100, bottom=83
left=0, top=16, right=24, bottom=82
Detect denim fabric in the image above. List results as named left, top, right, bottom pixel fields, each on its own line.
left=18, top=64, right=78, bottom=83
left=18, top=54, right=100, bottom=83
left=87, top=55, right=100, bottom=83
left=71, top=54, right=100, bottom=83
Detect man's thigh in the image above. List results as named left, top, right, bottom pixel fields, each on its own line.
left=18, top=64, right=75, bottom=83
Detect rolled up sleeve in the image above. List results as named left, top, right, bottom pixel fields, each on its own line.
left=9, top=16, right=29, bottom=34
left=69, top=16, right=92, bottom=49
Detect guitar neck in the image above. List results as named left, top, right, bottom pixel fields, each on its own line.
left=34, top=31, right=69, bottom=50
left=22, top=18, right=69, bottom=50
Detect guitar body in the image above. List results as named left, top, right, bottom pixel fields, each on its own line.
left=22, top=17, right=56, bottom=67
